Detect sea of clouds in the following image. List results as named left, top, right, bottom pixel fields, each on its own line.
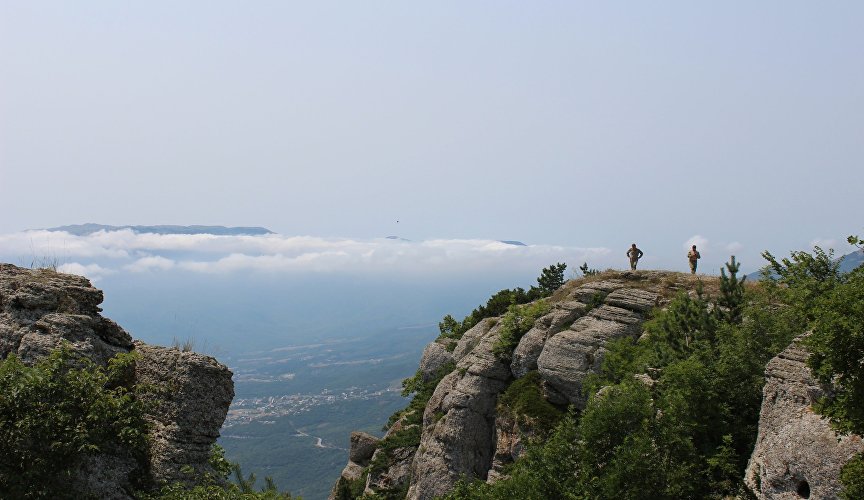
left=0, top=229, right=613, bottom=281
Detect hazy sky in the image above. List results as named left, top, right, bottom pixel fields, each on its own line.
left=2, top=2, right=862, bottom=273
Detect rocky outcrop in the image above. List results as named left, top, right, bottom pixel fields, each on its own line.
left=745, top=339, right=864, bottom=499
left=331, top=271, right=710, bottom=499
left=407, top=322, right=512, bottom=500
left=537, top=303, right=647, bottom=407
left=329, top=432, right=380, bottom=499
left=0, top=264, right=234, bottom=497
left=510, top=301, right=585, bottom=378
left=363, top=419, right=416, bottom=495
left=0, top=264, right=133, bottom=366
left=135, top=342, right=235, bottom=485
left=418, top=341, right=454, bottom=382
left=487, top=411, right=527, bottom=483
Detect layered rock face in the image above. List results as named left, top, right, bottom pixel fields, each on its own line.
left=332, top=271, right=688, bottom=500
left=745, top=339, right=864, bottom=499
left=0, top=264, right=234, bottom=497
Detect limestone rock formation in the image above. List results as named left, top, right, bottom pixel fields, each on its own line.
left=418, top=341, right=454, bottom=382
left=0, top=264, right=234, bottom=498
left=135, top=342, right=235, bottom=485
left=330, top=271, right=713, bottom=499
left=363, top=418, right=416, bottom=495
left=745, top=339, right=864, bottom=499
left=407, top=323, right=511, bottom=500
left=537, top=303, right=647, bottom=407
left=329, top=432, right=380, bottom=499
left=0, top=264, right=132, bottom=366
left=510, top=301, right=585, bottom=378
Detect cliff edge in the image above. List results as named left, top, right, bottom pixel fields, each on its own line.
left=332, top=270, right=709, bottom=499
left=0, top=264, right=234, bottom=498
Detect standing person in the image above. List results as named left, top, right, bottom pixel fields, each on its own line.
left=626, top=243, right=644, bottom=270
left=687, top=245, right=701, bottom=274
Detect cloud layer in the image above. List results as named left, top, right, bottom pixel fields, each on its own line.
left=1, top=230, right=612, bottom=281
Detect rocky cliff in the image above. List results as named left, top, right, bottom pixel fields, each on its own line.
left=745, top=338, right=864, bottom=499
left=0, top=264, right=234, bottom=498
left=331, top=270, right=706, bottom=500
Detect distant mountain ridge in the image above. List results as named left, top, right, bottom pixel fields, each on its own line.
left=45, top=223, right=274, bottom=236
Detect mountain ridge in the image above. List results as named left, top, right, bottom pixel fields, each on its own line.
left=44, top=223, right=274, bottom=236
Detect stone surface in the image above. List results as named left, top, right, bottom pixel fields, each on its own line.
left=134, top=341, right=235, bottom=485
left=604, top=287, right=659, bottom=313
left=487, top=412, right=528, bottom=483
left=349, top=431, right=379, bottom=465
left=0, top=264, right=234, bottom=497
left=452, top=318, right=495, bottom=362
left=419, top=341, right=454, bottom=382
left=0, top=264, right=133, bottom=366
left=328, top=432, right=381, bottom=499
left=537, top=304, right=644, bottom=406
left=745, top=339, right=864, bottom=499
left=364, top=418, right=416, bottom=495
left=511, top=302, right=585, bottom=378
left=407, top=323, right=511, bottom=500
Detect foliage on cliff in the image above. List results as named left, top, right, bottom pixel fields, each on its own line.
left=145, top=445, right=296, bottom=499
left=0, top=348, right=150, bottom=499
left=445, top=243, right=864, bottom=499
left=436, top=264, right=566, bottom=345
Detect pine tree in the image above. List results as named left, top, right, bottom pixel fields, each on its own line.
left=717, top=256, right=746, bottom=324
left=537, top=263, right=567, bottom=295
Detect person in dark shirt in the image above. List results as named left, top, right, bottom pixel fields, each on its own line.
left=627, top=243, right=644, bottom=270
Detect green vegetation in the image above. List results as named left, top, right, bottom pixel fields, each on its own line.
left=435, top=264, right=567, bottom=345
left=497, top=371, right=563, bottom=436
left=535, top=263, right=567, bottom=296
left=444, top=243, right=864, bottom=499
left=491, top=301, right=551, bottom=362
left=578, top=262, right=599, bottom=277
left=841, top=452, right=864, bottom=500
left=333, top=471, right=368, bottom=500
left=0, top=348, right=150, bottom=499
left=358, top=362, right=457, bottom=497
left=0, top=346, right=296, bottom=499
left=144, top=445, right=296, bottom=499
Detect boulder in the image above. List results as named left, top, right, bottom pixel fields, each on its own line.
left=452, top=318, right=496, bottom=361
left=349, top=431, right=379, bottom=465
left=418, top=341, right=454, bottom=382
left=537, top=305, right=643, bottom=406
left=511, top=302, right=585, bottom=378
left=407, top=324, right=511, bottom=500
left=0, top=264, right=234, bottom=497
left=745, top=339, right=864, bottom=499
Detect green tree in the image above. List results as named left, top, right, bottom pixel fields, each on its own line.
left=717, top=255, right=746, bottom=324
left=808, top=265, right=864, bottom=434
left=578, top=262, right=599, bottom=277
left=536, top=263, right=567, bottom=295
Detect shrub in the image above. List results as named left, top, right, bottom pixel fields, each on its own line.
left=0, top=348, right=150, bottom=499
left=497, top=371, right=564, bottom=436
left=492, top=300, right=550, bottom=362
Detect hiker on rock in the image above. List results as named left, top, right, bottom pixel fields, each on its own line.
left=688, top=245, right=701, bottom=274
left=626, top=243, right=643, bottom=270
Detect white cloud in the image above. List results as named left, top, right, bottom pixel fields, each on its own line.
left=725, top=241, right=743, bottom=253
left=124, top=256, right=176, bottom=272
left=809, top=238, right=837, bottom=250
left=684, top=235, right=709, bottom=253
left=57, top=262, right=115, bottom=281
left=0, top=229, right=614, bottom=277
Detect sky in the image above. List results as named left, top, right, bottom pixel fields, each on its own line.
left=1, top=1, right=862, bottom=275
